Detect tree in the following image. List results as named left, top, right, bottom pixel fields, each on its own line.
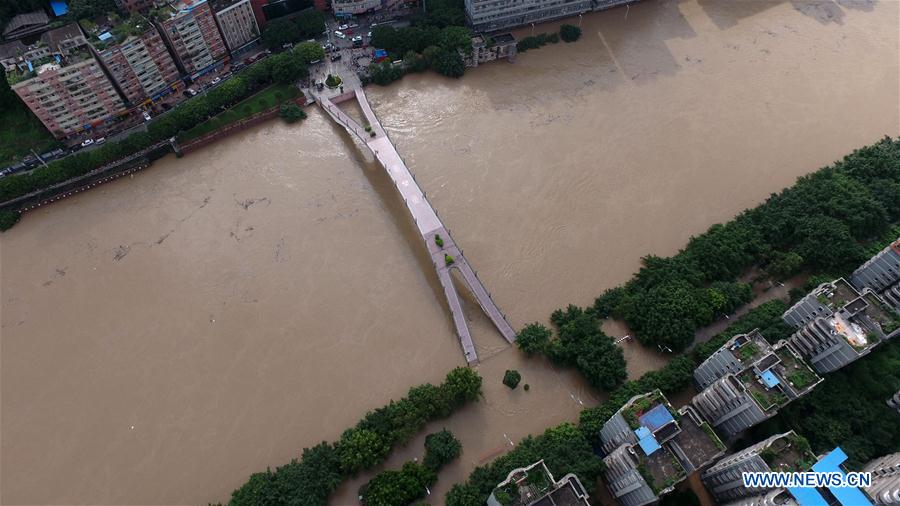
left=293, top=41, right=325, bottom=64
left=69, top=0, right=116, bottom=19
left=502, top=369, right=522, bottom=389
left=559, top=24, right=582, bottom=42
left=262, top=17, right=300, bottom=49
left=271, top=443, right=342, bottom=506
left=269, top=52, right=308, bottom=83
left=516, top=323, right=551, bottom=355
left=337, top=428, right=390, bottom=474
left=0, top=209, right=20, bottom=232
left=423, top=429, right=462, bottom=470
left=431, top=49, right=465, bottom=78
left=438, top=26, right=472, bottom=54
left=294, top=8, right=325, bottom=39
left=279, top=103, right=306, bottom=123
left=441, top=367, right=482, bottom=406
left=361, top=462, right=436, bottom=506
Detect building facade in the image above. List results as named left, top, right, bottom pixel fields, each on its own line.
left=487, top=460, right=590, bottom=506
left=464, top=33, right=517, bottom=67
left=7, top=24, right=125, bottom=139
left=114, top=0, right=160, bottom=13
left=90, top=16, right=180, bottom=105
left=212, top=0, right=260, bottom=52
left=464, top=0, right=591, bottom=33
left=154, top=0, right=228, bottom=76
left=332, top=0, right=382, bottom=16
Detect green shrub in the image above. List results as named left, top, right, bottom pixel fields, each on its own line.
left=279, top=103, right=306, bottom=123
left=0, top=209, right=20, bottom=231
left=445, top=254, right=455, bottom=266
left=503, top=370, right=521, bottom=389
left=560, top=24, right=582, bottom=43
left=434, top=234, right=444, bottom=248
left=424, top=429, right=462, bottom=470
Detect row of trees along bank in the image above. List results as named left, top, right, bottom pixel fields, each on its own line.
left=0, top=42, right=326, bottom=231
left=226, top=367, right=482, bottom=506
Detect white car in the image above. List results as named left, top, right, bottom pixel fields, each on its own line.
left=351, top=35, right=363, bottom=43
left=338, top=24, right=349, bottom=30
left=81, top=138, right=94, bottom=147
left=211, top=77, right=221, bottom=85
left=334, top=30, right=346, bottom=39
left=143, top=111, right=152, bottom=121
left=187, top=88, right=198, bottom=96
left=96, top=137, right=106, bottom=145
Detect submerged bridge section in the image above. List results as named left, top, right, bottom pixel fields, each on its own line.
left=315, top=88, right=515, bottom=363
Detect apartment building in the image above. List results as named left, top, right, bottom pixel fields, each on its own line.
left=599, top=390, right=725, bottom=506
left=701, top=431, right=816, bottom=504
left=691, top=330, right=822, bottom=439
left=211, top=0, right=260, bottom=52
left=783, top=278, right=899, bottom=374
left=6, top=24, right=126, bottom=139
left=87, top=16, right=180, bottom=105
left=852, top=239, right=900, bottom=311
left=153, top=0, right=227, bottom=76
left=864, top=452, right=900, bottom=505
left=487, top=460, right=590, bottom=506
left=464, top=33, right=517, bottom=67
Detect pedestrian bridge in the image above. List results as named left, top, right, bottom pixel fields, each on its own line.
left=314, top=88, right=516, bottom=363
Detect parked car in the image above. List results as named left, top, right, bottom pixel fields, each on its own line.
left=81, top=138, right=94, bottom=147
left=187, top=88, right=198, bottom=96
left=338, top=24, right=349, bottom=30
left=334, top=30, right=345, bottom=39
left=211, top=76, right=221, bottom=85
left=348, top=23, right=359, bottom=28
left=143, top=111, right=152, bottom=121
left=96, top=137, right=106, bottom=145
left=352, top=35, right=363, bottom=45
left=330, top=53, right=342, bottom=62
left=40, top=148, right=64, bottom=161
left=367, top=31, right=372, bottom=38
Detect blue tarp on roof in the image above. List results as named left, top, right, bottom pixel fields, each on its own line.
left=811, top=447, right=872, bottom=506
left=760, top=370, right=780, bottom=388
left=634, top=426, right=661, bottom=456
left=639, top=404, right=675, bottom=433
left=50, top=0, right=68, bottom=16
left=98, top=31, right=113, bottom=41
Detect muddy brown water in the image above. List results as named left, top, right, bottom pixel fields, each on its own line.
left=2, top=1, right=898, bottom=504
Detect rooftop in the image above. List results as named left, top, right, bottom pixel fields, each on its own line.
left=760, top=432, right=816, bottom=473
left=85, top=15, right=153, bottom=49
left=488, top=461, right=589, bottom=506
left=3, top=10, right=50, bottom=39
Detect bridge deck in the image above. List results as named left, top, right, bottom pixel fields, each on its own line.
left=316, top=90, right=517, bottom=362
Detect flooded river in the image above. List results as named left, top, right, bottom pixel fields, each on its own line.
left=2, top=0, right=898, bottom=504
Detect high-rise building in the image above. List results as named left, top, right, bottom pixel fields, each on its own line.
left=152, top=0, right=227, bottom=77
left=691, top=330, right=821, bottom=439
left=211, top=0, right=260, bottom=52
left=6, top=24, right=126, bottom=139
left=864, top=452, right=900, bottom=505
left=599, top=390, right=725, bottom=506
left=783, top=278, right=899, bottom=374
left=852, top=238, right=900, bottom=311
left=464, top=0, right=591, bottom=33
left=86, top=15, right=180, bottom=105
left=701, top=431, right=815, bottom=504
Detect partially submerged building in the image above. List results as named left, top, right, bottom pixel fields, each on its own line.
left=464, top=33, right=517, bottom=68
left=599, top=390, right=725, bottom=506
left=691, top=330, right=822, bottom=439
left=487, top=460, right=590, bottom=506
left=852, top=239, right=900, bottom=312
left=701, top=431, right=816, bottom=504
left=783, top=278, right=899, bottom=374
left=6, top=24, right=126, bottom=138
left=87, top=15, right=180, bottom=105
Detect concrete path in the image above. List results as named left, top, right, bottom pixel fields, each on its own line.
left=315, top=89, right=516, bottom=363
